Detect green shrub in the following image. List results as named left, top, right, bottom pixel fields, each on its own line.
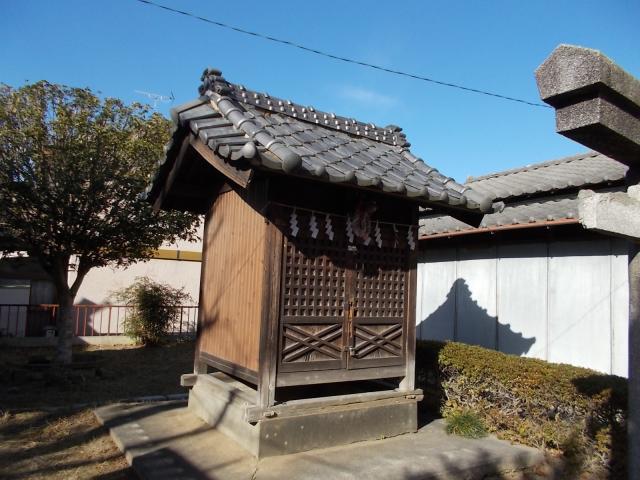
left=445, top=409, right=487, bottom=438
left=112, top=277, right=192, bottom=346
left=416, top=340, right=627, bottom=477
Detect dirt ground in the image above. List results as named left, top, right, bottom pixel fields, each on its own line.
left=0, top=341, right=195, bottom=479
left=0, top=409, right=132, bottom=480
left=0, top=341, right=575, bottom=480
left=0, top=341, right=195, bottom=410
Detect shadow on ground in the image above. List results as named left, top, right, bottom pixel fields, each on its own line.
left=0, top=340, right=195, bottom=410
left=0, top=408, right=135, bottom=480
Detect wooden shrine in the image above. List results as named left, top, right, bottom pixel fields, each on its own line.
left=146, top=68, right=491, bottom=456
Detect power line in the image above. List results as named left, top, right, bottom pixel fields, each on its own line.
left=134, top=0, right=551, bottom=109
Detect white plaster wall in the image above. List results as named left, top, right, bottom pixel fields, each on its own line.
left=417, top=238, right=629, bottom=377
left=547, top=240, right=612, bottom=373
left=497, top=243, right=548, bottom=359
left=72, top=258, right=202, bottom=305
left=71, top=221, right=204, bottom=305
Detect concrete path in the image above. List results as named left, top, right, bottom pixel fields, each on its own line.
left=95, top=401, right=544, bottom=480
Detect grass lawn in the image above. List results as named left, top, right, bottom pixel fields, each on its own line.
left=0, top=341, right=195, bottom=479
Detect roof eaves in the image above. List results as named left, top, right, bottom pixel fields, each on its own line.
left=419, top=217, right=580, bottom=240
left=148, top=68, right=496, bottom=215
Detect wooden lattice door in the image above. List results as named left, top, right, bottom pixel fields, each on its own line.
left=279, top=235, right=349, bottom=372
left=279, top=229, right=409, bottom=373
left=348, top=245, right=407, bottom=369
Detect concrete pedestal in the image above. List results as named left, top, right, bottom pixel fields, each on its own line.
left=186, top=372, right=421, bottom=458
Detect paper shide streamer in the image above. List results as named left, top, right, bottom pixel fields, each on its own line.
left=407, top=226, right=415, bottom=250
left=325, top=214, right=334, bottom=240
left=374, top=221, right=382, bottom=248
left=346, top=216, right=355, bottom=244
left=289, top=208, right=299, bottom=237
left=309, top=212, right=319, bottom=239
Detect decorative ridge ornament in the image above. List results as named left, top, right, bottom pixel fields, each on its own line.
left=198, top=67, right=409, bottom=148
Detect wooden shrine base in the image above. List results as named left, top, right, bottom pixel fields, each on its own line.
left=185, top=372, right=423, bottom=458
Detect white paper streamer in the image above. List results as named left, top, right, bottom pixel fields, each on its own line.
left=289, top=209, right=299, bottom=237
left=407, top=226, right=415, bottom=250
left=374, top=221, right=382, bottom=248
left=309, top=212, right=319, bottom=239
left=325, top=214, right=334, bottom=240
left=392, top=224, right=398, bottom=248
left=346, top=216, right=355, bottom=243
left=362, top=220, right=372, bottom=246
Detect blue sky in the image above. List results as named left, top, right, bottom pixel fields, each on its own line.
left=2, top=0, right=638, bottom=182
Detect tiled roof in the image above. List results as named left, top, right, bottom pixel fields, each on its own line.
left=420, top=194, right=582, bottom=237
left=420, top=152, right=628, bottom=238
left=147, top=69, right=493, bottom=213
left=465, top=151, right=627, bottom=201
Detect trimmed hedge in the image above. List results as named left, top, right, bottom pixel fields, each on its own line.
left=416, top=340, right=627, bottom=477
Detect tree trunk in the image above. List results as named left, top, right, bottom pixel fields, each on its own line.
left=55, top=288, right=75, bottom=364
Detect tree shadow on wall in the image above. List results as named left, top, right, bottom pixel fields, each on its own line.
left=420, top=278, right=536, bottom=357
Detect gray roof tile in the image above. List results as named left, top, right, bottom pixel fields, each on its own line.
left=420, top=194, right=583, bottom=237
left=420, top=151, right=629, bottom=238
left=466, top=151, right=627, bottom=201
left=146, top=69, right=494, bottom=213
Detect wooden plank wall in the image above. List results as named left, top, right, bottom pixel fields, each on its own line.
left=417, top=238, right=629, bottom=376
left=198, top=188, right=267, bottom=374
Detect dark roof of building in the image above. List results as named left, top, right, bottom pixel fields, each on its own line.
left=420, top=151, right=628, bottom=238
left=147, top=69, right=493, bottom=213
left=465, top=151, right=627, bottom=201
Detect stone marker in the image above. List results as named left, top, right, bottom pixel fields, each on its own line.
left=537, top=44, right=640, bottom=480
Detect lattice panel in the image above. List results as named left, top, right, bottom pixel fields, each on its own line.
left=281, top=323, right=343, bottom=364
left=353, top=323, right=403, bottom=360
left=353, top=246, right=407, bottom=319
left=282, top=237, right=348, bottom=318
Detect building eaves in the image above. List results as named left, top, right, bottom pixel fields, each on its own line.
left=146, top=69, right=494, bottom=214
left=419, top=185, right=626, bottom=239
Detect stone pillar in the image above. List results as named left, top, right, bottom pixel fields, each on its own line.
left=536, top=44, right=640, bottom=480
left=629, top=242, right=640, bottom=480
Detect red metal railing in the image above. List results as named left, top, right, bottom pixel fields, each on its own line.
left=0, top=304, right=199, bottom=338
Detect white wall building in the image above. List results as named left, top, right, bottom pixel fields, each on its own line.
left=418, top=152, right=630, bottom=377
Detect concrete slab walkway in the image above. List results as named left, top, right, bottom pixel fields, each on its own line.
left=95, top=400, right=544, bottom=480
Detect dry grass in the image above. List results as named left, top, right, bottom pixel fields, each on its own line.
left=0, top=409, right=132, bottom=480
left=0, top=341, right=195, bottom=479
left=0, top=341, right=195, bottom=410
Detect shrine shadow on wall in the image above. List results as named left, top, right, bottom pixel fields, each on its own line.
left=418, top=278, right=536, bottom=357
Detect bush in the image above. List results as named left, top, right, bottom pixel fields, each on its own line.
left=112, top=277, right=192, bottom=346
left=416, top=340, right=627, bottom=477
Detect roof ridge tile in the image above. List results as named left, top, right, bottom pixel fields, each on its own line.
left=200, top=67, right=409, bottom=148
left=467, top=151, right=600, bottom=183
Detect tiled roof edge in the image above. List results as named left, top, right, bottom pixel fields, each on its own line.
left=205, top=91, right=301, bottom=172
left=199, top=68, right=410, bottom=148
left=466, top=151, right=599, bottom=183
